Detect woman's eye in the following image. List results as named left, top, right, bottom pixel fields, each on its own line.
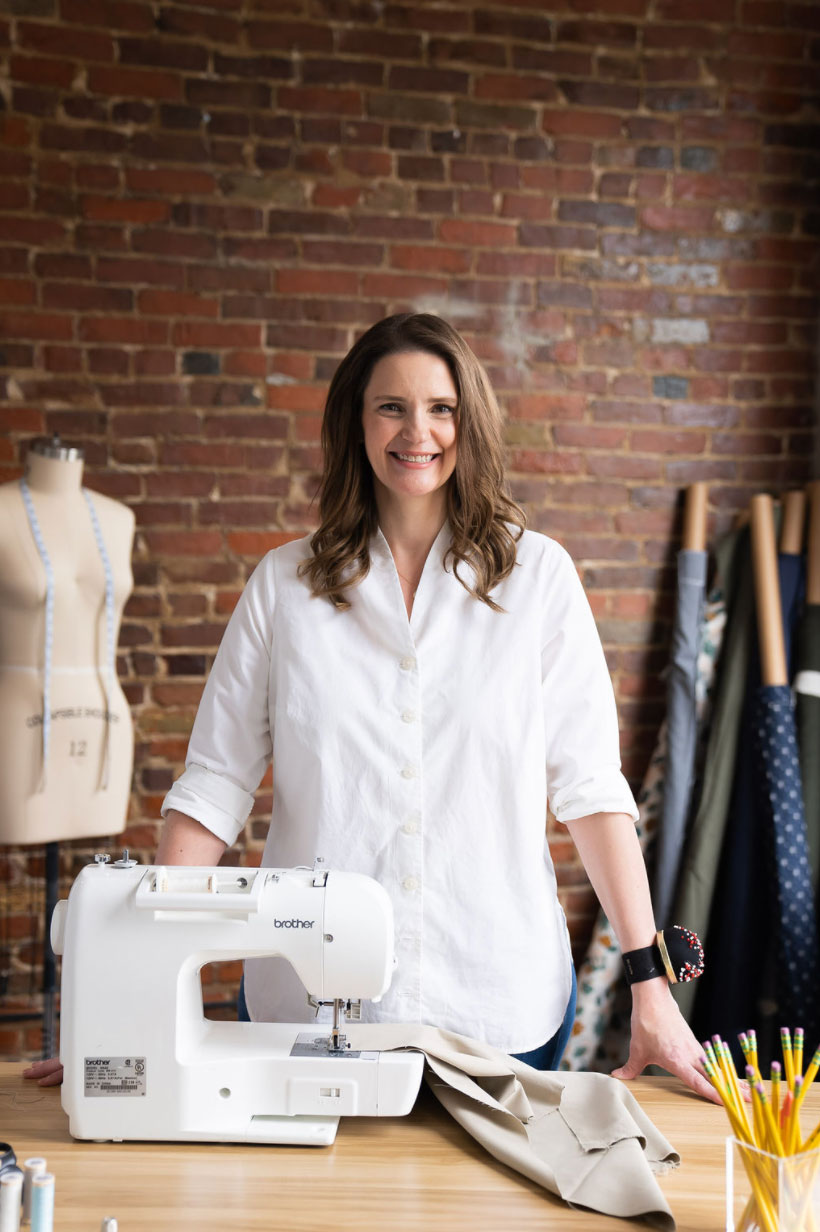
left=378, top=402, right=403, bottom=414
left=432, top=404, right=456, bottom=416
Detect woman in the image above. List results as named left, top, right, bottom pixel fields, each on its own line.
left=26, top=313, right=715, bottom=1099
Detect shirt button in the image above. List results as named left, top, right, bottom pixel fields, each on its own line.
left=401, top=818, right=419, bottom=835
left=400, top=765, right=417, bottom=780
left=401, top=709, right=417, bottom=724
left=399, top=656, right=416, bottom=671
left=402, top=876, right=419, bottom=892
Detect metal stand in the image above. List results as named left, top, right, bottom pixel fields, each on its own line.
left=42, top=840, right=59, bottom=1058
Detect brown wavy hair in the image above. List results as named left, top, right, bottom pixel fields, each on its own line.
left=299, top=313, right=526, bottom=611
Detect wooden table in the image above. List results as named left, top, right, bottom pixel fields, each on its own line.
left=1, top=1064, right=805, bottom=1231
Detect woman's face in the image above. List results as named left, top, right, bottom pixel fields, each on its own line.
left=361, top=349, right=458, bottom=513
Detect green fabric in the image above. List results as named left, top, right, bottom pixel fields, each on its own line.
left=796, top=604, right=820, bottom=888
left=670, top=526, right=753, bottom=1023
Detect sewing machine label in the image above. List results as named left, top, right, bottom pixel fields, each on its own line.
left=84, top=1057, right=146, bottom=1097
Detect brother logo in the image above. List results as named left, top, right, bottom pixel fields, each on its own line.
left=273, top=918, right=315, bottom=929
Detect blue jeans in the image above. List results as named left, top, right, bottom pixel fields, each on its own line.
left=236, top=964, right=577, bottom=1072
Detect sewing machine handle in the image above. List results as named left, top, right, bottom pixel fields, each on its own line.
left=133, top=867, right=267, bottom=914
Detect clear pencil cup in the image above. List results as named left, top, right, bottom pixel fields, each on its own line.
left=726, top=1137, right=820, bottom=1232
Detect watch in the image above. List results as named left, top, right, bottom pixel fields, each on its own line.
left=622, top=925, right=704, bottom=985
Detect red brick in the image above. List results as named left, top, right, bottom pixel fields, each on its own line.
left=80, top=195, right=171, bottom=225
left=227, top=531, right=301, bottom=556
left=542, top=109, right=623, bottom=138
left=361, top=272, right=448, bottom=299
left=0, top=311, right=73, bottom=341
left=96, top=257, right=186, bottom=288
left=278, top=86, right=362, bottom=115
left=79, top=317, right=168, bottom=344
left=138, top=289, right=220, bottom=317
left=172, top=322, right=262, bottom=349
left=87, top=65, right=182, bottom=101
left=437, top=219, right=516, bottom=246
left=125, top=167, right=218, bottom=195
left=389, top=245, right=472, bottom=273
left=9, top=54, right=75, bottom=88
left=0, top=277, right=35, bottom=305
left=474, top=73, right=559, bottom=103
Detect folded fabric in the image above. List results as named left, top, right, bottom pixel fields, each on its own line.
left=347, top=1022, right=678, bottom=1229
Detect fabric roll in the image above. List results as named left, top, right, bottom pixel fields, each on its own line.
left=795, top=605, right=820, bottom=888
left=671, top=527, right=752, bottom=1027
left=652, top=549, right=708, bottom=930
left=689, top=550, right=804, bottom=1057
left=347, top=1022, right=678, bottom=1230
left=754, top=684, right=820, bottom=1039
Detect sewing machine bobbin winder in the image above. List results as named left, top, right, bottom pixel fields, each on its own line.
left=52, top=856, right=424, bottom=1146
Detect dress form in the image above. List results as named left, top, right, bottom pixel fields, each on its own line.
left=0, top=438, right=135, bottom=844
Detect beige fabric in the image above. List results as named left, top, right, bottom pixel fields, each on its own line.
left=347, top=1023, right=678, bottom=1229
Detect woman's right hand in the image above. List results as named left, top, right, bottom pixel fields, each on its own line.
left=22, top=1057, right=64, bottom=1086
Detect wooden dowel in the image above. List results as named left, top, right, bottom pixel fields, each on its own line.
left=682, top=482, right=708, bottom=552
left=750, top=494, right=788, bottom=687
left=780, top=489, right=806, bottom=556
left=808, top=481, right=820, bottom=606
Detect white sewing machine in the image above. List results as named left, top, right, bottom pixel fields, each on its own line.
left=52, top=855, right=424, bottom=1146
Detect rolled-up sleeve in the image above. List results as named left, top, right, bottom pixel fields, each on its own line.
left=161, top=552, right=276, bottom=846
left=540, top=545, right=639, bottom=825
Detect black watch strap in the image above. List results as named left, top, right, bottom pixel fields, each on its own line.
left=622, top=926, right=704, bottom=986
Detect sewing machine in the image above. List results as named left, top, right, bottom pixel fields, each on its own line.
left=51, top=856, right=424, bottom=1146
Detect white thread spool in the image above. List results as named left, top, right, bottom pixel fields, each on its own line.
left=21, top=1160, right=45, bottom=1224
left=29, top=1173, right=54, bottom=1232
left=100, top=1219, right=118, bottom=1232
left=0, top=1170, right=23, bottom=1232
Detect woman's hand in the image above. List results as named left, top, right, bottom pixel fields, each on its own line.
left=22, top=1057, right=64, bottom=1086
left=611, top=976, right=720, bottom=1104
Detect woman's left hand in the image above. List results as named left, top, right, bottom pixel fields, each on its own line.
left=611, top=976, right=720, bottom=1104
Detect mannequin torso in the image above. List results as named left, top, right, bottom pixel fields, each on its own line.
left=0, top=444, right=135, bottom=844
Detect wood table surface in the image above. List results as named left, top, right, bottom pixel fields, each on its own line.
left=2, top=1063, right=810, bottom=1231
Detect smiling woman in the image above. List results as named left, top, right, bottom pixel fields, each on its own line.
left=103, top=311, right=717, bottom=1099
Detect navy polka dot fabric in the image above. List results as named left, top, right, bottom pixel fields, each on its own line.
left=754, top=684, right=820, bottom=1035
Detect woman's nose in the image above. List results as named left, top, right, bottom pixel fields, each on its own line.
left=400, top=408, right=428, bottom=442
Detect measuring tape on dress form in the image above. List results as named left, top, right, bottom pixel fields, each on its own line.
left=19, top=480, right=116, bottom=792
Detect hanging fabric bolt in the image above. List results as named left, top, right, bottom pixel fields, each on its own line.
left=652, top=481, right=708, bottom=930
left=751, top=493, right=820, bottom=1040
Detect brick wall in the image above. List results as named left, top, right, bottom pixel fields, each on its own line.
left=1, top=0, right=818, bottom=1056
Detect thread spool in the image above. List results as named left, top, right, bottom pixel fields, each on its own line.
left=100, top=1219, right=118, bottom=1232
left=0, top=1170, right=23, bottom=1232
left=29, top=1173, right=54, bottom=1232
left=21, top=1160, right=45, bottom=1225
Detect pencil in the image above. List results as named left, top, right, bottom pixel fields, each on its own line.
left=771, top=1061, right=782, bottom=1123
left=782, top=1027, right=795, bottom=1092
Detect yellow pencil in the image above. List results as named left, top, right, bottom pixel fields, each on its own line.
left=795, top=1027, right=805, bottom=1080
left=797, top=1045, right=820, bottom=1114
left=754, top=1081, right=784, bottom=1155
left=748, top=1028, right=759, bottom=1075
left=771, top=1061, right=782, bottom=1123
left=790, top=1075, right=803, bottom=1153
left=782, top=1027, right=795, bottom=1092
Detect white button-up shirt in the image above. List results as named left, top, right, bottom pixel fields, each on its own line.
left=162, top=525, right=638, bottom=1052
